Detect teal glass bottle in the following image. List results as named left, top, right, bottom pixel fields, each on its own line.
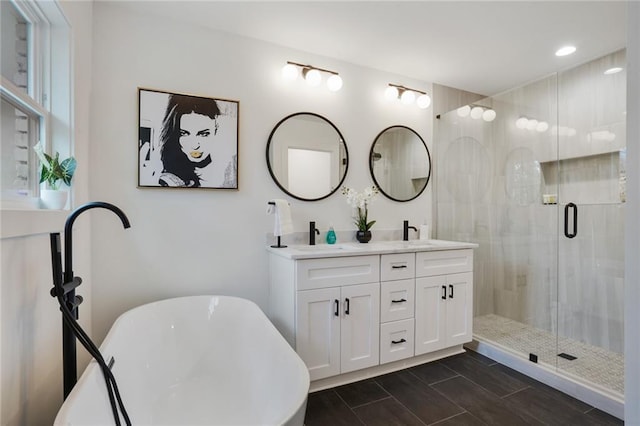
left=326, top=225, right=337, bottom=244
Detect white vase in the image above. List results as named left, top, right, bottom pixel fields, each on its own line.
left=40, top=189, right=68, bottom=210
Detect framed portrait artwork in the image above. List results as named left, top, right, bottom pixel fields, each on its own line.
left=138, top=88, right=239, bottom=189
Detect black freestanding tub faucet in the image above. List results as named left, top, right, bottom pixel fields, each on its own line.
left=50, top=201, right=130, bottom=399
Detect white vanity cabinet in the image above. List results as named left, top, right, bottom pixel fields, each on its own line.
left=267, top=240, right=476, bottom=389
left=276, top=255, right=380, bottom=381
left=415, top=250, right=474, bottom=355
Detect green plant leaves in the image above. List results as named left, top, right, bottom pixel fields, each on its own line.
left=60, top=157, right=77, bottom=186
left=35, top=147, right=76, bottom=189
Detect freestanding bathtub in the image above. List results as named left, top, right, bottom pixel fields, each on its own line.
left=54, top=296, right=310, bottom=425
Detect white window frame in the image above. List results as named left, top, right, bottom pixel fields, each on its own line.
left=1, top=0, right=72, bottom=237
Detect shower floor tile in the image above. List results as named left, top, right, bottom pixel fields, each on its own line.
left=473, top=314, right=624, bottom=395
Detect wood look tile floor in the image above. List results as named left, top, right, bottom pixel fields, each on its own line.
left=304, top=350, right=623, bottom=426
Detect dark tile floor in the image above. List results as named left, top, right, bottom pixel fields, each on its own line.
left=304, top=350, right=623, bottom=426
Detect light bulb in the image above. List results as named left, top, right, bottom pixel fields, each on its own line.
left=555, top=45, right=576, bottom=57
left=470, top=106, right=483, bottom=119
left=416, top=94, right=431, bottom=109
left=604, top=67, right=623, bottom=75
left=281, top=63, right=299, bottom=81
left=304, top=68, right=321, bottom=86
left=326, top=74, right=343, bottom=91
left=536, top=121, right=549, bottom=132
left=526, top=119, right=539, bottom=130
left=482, top=109, right=496, bottom=122
left=385, top=86, right=399, bottom=100
left=400, top=90, right=415, bottom=105
left=516, top=117, right=529, bottom=129
left=457, top=105, right=471, bottom=117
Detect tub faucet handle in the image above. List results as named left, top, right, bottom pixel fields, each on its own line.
left=309, top=221, right=320, bottom=245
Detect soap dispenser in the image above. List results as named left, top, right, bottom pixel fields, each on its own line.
left=326, top=224, right=337, bottom=244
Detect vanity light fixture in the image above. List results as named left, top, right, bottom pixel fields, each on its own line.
left=385, top=84, right=431, bottom=109
left=515, top=116, right=552, bottom=133
left=456, top=105, right=471, bottom=117
left=281, top=61, right=343, bottom=92
left=458, top=104, right=496, bottom=121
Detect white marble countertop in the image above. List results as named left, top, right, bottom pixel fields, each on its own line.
left=266, top=239, right=479, bottom=260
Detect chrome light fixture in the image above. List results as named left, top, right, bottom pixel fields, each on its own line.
left=281, top=61, right=343, bottom=92
left=385, top=84, right=431, bottom=109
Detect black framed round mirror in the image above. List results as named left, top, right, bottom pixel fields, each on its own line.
left=266, top=112, right=348, bottom=201
left=369, top=125, right=431, bottom=202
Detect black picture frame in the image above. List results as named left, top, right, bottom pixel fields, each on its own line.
left=138, top=88, right=239, bottom=189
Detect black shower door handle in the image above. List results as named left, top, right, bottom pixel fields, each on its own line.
left=564, top=203, right=578, bottom=238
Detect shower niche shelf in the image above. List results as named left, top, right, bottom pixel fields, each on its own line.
left=540, top=150, right=626, bottom=205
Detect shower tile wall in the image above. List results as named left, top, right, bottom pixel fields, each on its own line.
left=436, top=50, right=626, bottom=362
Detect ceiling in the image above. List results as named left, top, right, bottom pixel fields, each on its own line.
left=118, top=1, right=628, bottom=96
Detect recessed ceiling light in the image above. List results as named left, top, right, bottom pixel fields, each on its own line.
left=604, top=67, right=623, bottom=75
left=555, top=46, right=576, bottom=57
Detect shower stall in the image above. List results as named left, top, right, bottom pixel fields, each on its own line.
left=436, top=49, right=626, bottom=416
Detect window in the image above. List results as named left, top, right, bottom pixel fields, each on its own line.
left=1, top=0, right=70, bottom=209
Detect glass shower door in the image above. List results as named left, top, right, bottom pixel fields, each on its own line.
left=555, top=50, right=626, bottom=398
left=436, top=73, right=560, bottom=369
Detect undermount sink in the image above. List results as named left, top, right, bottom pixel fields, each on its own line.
left=391, top=241, right=436, bottom=249
left=293, top=244, right=362, bottom=252
left=380, top=240, right=449, bottom=250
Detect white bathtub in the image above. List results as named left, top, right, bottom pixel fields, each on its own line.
left=54, top=296, right=310, bottom=425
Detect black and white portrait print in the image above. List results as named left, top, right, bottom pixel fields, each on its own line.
left=138, top=88, right=239, bottom=189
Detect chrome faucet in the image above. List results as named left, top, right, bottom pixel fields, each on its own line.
left=403, top=220, right=418, bottom=241
left=309, top=221, right=320, bottom=245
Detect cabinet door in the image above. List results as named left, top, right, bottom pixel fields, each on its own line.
left=415, top=275, right=447, bottom=355
left=340, top=282, right=380, bottom=373
left=445, top=272, right=473, bottom=347
left=296, top=288, right=341, bottom=381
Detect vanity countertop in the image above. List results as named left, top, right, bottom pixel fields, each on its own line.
left=266, top=239, right=478, bottom=260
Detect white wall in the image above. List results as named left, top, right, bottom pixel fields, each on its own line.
left=0, top=1, right=93, bottom=424
left=89, top=3, right=433, bottom=342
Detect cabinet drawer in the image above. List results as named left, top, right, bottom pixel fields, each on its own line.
left=380, top=319, right=415, bottom=364
left=380, top=253, right=415, bottom=281
left=296, top=255, right=380, bottom=291
left=380, top=279, right=414, bottom=323
left=416, top=249, right=473, bottom=277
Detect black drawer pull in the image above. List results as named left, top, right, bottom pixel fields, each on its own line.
left=391, top=298, right=407, bottom=303
left=391, top=265, right=407, bottom=269
left=334, top=299, right=339, bottom=317
left=345, top=298, right=350, bottom=315
left=441, top=285, right=447, bottom=300
left=391, top=338, right=407, bottom=344
left=449, top=284, right=454, bottom=299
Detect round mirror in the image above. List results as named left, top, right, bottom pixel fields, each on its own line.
left=369, top=126, right=431, bottom=202
left=266, top=112, right=348, bottom=201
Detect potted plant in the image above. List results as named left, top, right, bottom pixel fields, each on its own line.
left=34, top=142, right=76, bottom=209
left=341, top=185, right=379, bottom=243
